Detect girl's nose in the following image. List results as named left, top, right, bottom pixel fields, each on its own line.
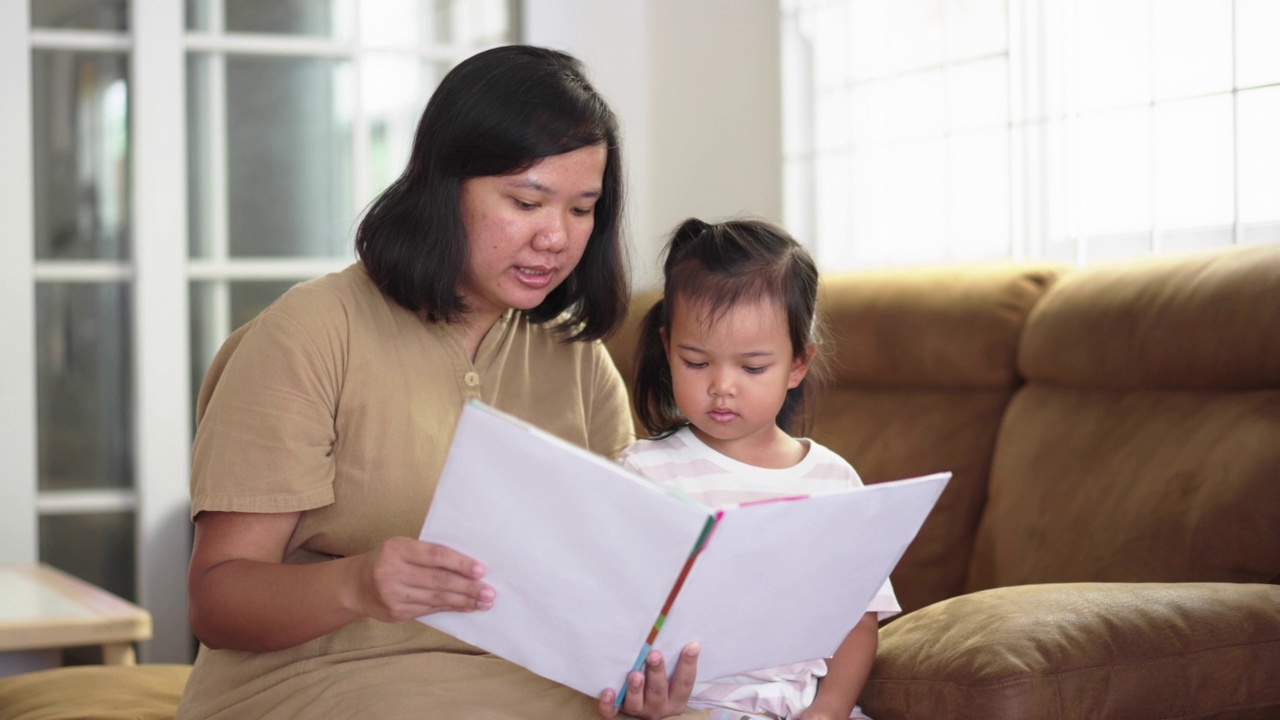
left=709, top=370, right=734, bottom=397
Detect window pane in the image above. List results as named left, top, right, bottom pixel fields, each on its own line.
left=1236, top=0, right=1280, bottom=89
left=188, top=54, right=356, bottom=259
left=850, top=146, right=890, bottom=266
left=40, top=513, right=136, bottom=602
left=946, top=57, right=1007, bottom=131
left=437, top=0, right=512, bottom=47
left=1078, top=0, right=1150, bottom=111
left=1238, top=86, right=1280, bottom=225
left=886, top=70, right=944, bottom=141
left=32, top=51, right=131, bottom=261
left=950, top=129, right=1009, bottom=256
left=1151, top=0, right=1232, bottom=101
left=944, top=0, right=1006, bottom=62
left=814, top=152, right=853, bottom=268
left=1079, top=108, right=1151, bottom=236
left=1154, top=95, right=1233, bottom=230
left=186, top=0, right=356, bottom=38
left=37, top=283, right=133, bottom=492
left=886, top=0, right=943, bottom=74
left=189, top=280, right=300, bottom=403
left=363, top=55, right=444, bottom=199
left=31, top=0, right=128, bottom=31
left=886, top=139, right=946, bottom=262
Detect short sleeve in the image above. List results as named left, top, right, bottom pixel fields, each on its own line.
left=190, top=288, right=347, bottom=517
left=586, top=340, right=634, bottom=460
left=867, top=579, right=902, bottom=622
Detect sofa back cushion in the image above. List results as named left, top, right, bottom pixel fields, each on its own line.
left=968, top=245, right=1280, bottom=592
left=809, top=266, right=1061, bottom=612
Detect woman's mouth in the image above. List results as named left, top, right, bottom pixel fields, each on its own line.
left=514, top=266, right=554, bottom=289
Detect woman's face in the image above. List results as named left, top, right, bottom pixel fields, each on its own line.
left=457, top=143, right=608, bottom=329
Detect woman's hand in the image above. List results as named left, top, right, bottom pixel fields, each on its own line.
left=352, top=536, right=495, bottom=623
left=595, top=642, right=700, bottom=719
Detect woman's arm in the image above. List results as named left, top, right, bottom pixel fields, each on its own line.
left=188, top=510, right=494, bottom=652
left=800, top=612, right=879, bottom=720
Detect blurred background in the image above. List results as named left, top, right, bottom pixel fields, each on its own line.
left=2, top=0, right=1276, bottom=664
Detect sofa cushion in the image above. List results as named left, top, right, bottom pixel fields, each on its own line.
left=969, top=385, right=1280, bottom=590
left=811, top=265, right=1062, bottom=612
left=819, top=265, right=1062, bottom=389
left=969, top=246, right=1280, bottom=592
left=861, top=582, right=1280, bottom=720
left=0, top=664, right=191, bottom=720
left=1018, top=244, right=1280, bottom=390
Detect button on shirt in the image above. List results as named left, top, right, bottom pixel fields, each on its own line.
left=464, top=371, right=480, bottom=387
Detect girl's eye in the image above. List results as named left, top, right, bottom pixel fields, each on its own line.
left=682, top=360, right=707, bottom=370
left=744, top=366, right=766, bottom=374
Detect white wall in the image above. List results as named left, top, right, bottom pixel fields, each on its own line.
left=523, top=0, right=782, bottom=290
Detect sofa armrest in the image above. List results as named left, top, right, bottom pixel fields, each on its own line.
left=861, top=582, right=1280, bottom=720
left=0, top=664, right=191, bottom=720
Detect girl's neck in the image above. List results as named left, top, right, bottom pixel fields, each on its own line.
left=689, top=424, right=809, bottom=469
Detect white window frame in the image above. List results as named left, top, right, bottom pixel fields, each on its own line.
left=1, top=0, right=516, bottom=665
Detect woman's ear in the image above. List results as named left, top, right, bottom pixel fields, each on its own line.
left=788, top=343, right=817, bottom=389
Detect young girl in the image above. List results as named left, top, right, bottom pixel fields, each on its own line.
left=619, top=218, right=898, bottom=720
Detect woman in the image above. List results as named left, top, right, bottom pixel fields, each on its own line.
left=178, top=45, right=700, bottom=720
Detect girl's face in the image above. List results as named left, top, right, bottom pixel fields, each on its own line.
left=663, top=294, right=812, bottom=464
left=457, top=143, right=608, bottom=332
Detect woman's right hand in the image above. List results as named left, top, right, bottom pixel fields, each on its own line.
left=352, top=536, right=495, bottom=623
left=188, top=511, right=493, bottom=652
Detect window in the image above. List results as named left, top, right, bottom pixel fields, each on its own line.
left=1, top=0, right=515, bottom=664
left=782, top=0, right=1280, bottom=270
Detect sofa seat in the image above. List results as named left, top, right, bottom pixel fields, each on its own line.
left=862, top=582, right=1280, bottom=719
left=0, top=664, right=191, bottom=720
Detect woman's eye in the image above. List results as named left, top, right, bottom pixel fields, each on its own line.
left=744, top=366, right=766, bottom=374
left=571, top=206, right=594, bottom=217
left=513, top=199, right=537, bottom=210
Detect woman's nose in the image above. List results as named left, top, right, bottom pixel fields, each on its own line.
left=532, top=212, right=567, bottom=252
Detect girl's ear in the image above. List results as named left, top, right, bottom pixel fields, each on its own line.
left=788, top=343, right=818, bottom=389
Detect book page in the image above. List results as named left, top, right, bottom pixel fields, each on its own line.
left=652, top=472, right=951, bottom=680
left=417, top=402, right=710, bottom=698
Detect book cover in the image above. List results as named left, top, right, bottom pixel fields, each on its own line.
left=417, top=400, right=950, bottom=700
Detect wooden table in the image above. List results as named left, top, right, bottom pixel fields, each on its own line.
left=0, top=563, right=151, bottom=669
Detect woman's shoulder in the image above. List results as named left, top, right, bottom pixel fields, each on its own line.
left=264, top=263, right=377, bottom=321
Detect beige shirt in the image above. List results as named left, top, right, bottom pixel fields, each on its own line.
left=177, top=264, right=705, bottom=719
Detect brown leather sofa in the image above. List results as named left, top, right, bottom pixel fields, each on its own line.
left=609, top=242, right=1280, bottom=719
left=3, top=244, right=1277, bottom=719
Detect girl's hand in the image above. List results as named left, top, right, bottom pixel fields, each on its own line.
left=352, top=536, right=495, bottom=623
left=595, top=642, right=700, bottom=719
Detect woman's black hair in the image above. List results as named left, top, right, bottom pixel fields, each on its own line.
left=355, top=45, right=627, bottom=342
left=633, top=217, right=824, bottom=439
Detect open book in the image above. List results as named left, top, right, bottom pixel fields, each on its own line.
left=417, top=400, right=950, bottom=701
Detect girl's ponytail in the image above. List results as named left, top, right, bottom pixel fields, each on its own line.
left=631, top=298, right=682, bottom=438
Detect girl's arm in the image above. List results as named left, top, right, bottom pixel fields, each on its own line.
left=187, top=510, right=494, bottom=652
left=800, top=611, right=879, bottom=720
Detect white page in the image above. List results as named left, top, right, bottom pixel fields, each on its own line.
left=652, top=472, right=951, bottom=680
left=418, top=402, right=710, bottom=698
